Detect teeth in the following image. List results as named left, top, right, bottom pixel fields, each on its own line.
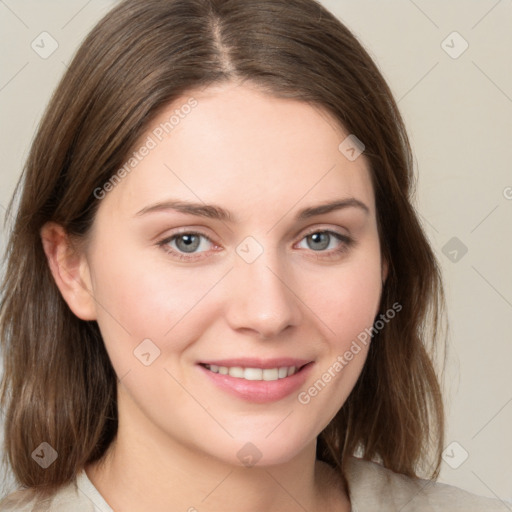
left=204, top=364, right=300, bottom=380
left=262, top=368, right=279, bottom=381
left=244, top=368, right=262, bottom=380
left=228, top=367, right=244, bottom=378
left=278, top=367, right=288, bottom=379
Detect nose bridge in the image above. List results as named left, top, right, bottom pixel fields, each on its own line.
left=225, top=238, right=302, bottom=338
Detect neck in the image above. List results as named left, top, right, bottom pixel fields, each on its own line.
left=85, top=388, right=350, bottom=512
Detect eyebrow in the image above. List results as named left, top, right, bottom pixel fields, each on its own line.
left=135, top=197, right=369, bottom=222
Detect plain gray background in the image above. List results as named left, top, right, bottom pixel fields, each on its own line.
left=0, top=0, right=511, bottom=502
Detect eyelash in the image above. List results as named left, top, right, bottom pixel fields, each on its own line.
left=157, top=228, right=354, bottom=262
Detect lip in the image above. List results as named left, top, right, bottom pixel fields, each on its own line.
left=197, top=359, right=314, bottom=403
left=199, top=357, right=312, bottom=369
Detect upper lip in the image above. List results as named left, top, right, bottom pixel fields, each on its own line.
left=198, top=358, right=313, bottom=369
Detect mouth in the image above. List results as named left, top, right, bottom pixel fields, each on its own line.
left=197, top=358, right=314, bottom=403
left=200, top=362, right=311, bottom=381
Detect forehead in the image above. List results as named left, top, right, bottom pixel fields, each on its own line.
left=100, top=82, right=375, bottom=222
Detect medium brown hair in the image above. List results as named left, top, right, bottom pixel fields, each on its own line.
left=1, top=0, right=445, bottom=497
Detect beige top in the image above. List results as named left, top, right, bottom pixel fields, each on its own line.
left=0, top=457, right=507, bottom=511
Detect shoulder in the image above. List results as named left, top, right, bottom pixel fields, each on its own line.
left=345, top=456, right=508, bottom=511
left=0, top=471, right=105, bottom=512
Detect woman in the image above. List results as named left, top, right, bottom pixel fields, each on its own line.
left=0, top=0, right=504, bottom=510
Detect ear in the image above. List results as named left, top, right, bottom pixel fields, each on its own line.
left=40, top=222, right=97, bottom=321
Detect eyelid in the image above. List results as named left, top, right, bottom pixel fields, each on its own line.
left=294, top=228, right=353, bottom=248
left=296, top=224, right=351, bottom=242
left=157, top=226, right=218, bottom=246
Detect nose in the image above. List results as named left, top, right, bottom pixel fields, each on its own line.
left=224, top=251, right=303, bottom=339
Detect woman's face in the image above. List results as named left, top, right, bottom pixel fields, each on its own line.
left=81, top=82, right=385, bottom=467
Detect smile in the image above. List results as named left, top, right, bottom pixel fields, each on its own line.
left=202, top=364, right=300, bottom=381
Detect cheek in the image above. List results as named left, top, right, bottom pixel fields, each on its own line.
left=303, top=251, right=383, bottom=348
left=333, top=266, right=382, bottom=344
left=293, top=248, right=383, bottom=419
left=88, top=238, right=227, bottom=371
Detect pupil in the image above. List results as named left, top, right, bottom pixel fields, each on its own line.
left=177, top=234, right=200, bottom=252
left=308, top=232, right=329, bottom=251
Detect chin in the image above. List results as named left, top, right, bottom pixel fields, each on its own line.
left=202, top=431, right=315, bottom=469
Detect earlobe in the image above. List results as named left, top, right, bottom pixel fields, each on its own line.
left=40, top=222, right=97, bottom=321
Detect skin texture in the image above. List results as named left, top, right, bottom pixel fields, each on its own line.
left=41, top=82, right=387, bottom=511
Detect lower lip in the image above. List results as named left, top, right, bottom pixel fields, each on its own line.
left=198, top=363, right=314, bottom=403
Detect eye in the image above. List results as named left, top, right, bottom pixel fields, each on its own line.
left=157, top=228, right=353, bottom=262
left=172, top=233, right=207, bottom=253
left=296, top=230, right=353, bottom=254
left=158, top=231, right=216, bottom=260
